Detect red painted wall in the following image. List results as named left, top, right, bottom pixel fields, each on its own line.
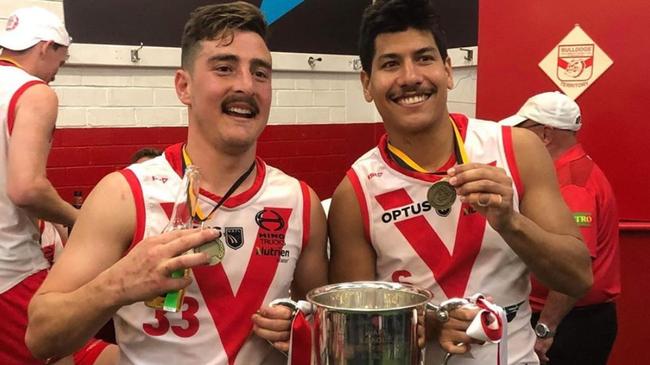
left=48, top=123, right=384, bottom=203
left=477, top=1, right=650, bottom=364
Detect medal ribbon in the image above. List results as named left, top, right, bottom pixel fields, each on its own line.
left=386, top=117, right=470, bottom=173
left=0, top=57, right=24, bottom=69
left=181, top=146, right=255, bottom=223
left=463, top=294, right=508, bottom=365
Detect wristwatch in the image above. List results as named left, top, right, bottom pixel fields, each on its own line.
left=534, top=322, right=555, bottom=339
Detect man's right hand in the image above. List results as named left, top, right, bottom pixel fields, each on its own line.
left=102, top=228, right=217, bottom=307
left=428, top=306, right=483, bottom=354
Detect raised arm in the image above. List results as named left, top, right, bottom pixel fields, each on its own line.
left=26, top=172, right=216, bottom=359
left=449, top=128, right=591, bottom=297
left=508, top=128, right=592, bottom=296
left=328, top=176, right=376, bottom=283
left=6, top=84, right=77, bottom=226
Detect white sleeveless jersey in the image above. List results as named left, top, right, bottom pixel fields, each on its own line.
left=349, top=115, right=538, bottom=365
left=115, top=143, right=311, bottom=365
left=0, top=62, right=48, bottom=293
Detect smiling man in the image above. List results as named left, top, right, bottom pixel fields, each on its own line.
left=328, top=1, right=592, bottom=364
left=26, top=3, right=327, bottom=364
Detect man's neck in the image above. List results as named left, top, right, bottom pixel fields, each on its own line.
left=385, top=115, right=455, bottom=172
left=184, top=139, right=257, bottom=196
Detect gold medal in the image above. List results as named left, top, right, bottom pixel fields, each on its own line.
left=194, top=237, right=226, bottom=266
left=427, top=180, right=456, bottom=210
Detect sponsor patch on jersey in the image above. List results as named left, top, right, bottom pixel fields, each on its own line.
left=224, top=227, right=244, bottom=250
left=255, top=209, right=286, bottom=231
left=504, top=300, right=524, bottom=323
left=573, top=212, right=593, bottom=227
left=381, top=200, right=433, bottom=223
left=151, top=176, right=169, bottom=183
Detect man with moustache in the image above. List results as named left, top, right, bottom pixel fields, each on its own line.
left=327, top=1, right=593, bottom=364
left=26, top=3, right=328, bottom=364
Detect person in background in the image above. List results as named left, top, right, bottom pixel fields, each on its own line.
left=0, top=7, right=78, bottom=364
left=327, top=1, right=593, bottom=364
left=25, top=2, right=328, bottom=364
left=130, top=147, right=162, bottom=164
left=500, top=91, right=620, bottom=365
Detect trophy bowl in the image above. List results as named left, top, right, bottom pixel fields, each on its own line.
left=307, top=281, right=432, bottom=365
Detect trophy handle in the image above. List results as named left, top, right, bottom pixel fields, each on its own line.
left=425, top=299, right=471, bottom=365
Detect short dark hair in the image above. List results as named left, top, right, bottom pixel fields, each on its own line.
left=131, top=147, right=162, bottom=164
left=359, top=0, right=448, bottom=75
left=181, top=2, right=267, bottom=70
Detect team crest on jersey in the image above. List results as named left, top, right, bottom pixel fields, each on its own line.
left=224, top=227, right=244, bottom=249
left=255, top=209, right=285, bottom=231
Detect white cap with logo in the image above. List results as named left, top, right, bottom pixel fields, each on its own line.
left=0, top=7, right=71, bottom=51
left=499, top=91, right=582, bottom=131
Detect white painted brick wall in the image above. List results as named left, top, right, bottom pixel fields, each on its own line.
left=5, top=0, right=477, bottom=128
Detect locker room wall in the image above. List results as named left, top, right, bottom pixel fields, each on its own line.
left=476, top=1, right=650, bottom=364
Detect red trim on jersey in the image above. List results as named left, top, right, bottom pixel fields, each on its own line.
left=119, top=169, right=146, bottom=252
left=346, top=169, right=371, bottom=244
left=193, top=207, right=292, bottom=365
left=199, top=158, right=266, bottom=209
left=73, top=338, right=111, bottom=365
left=375, top=188, right=487, bottom=298
left=299, top=181, right=311, bottom=249
left=164, top=143, right=184, bottom=176
left=163, top=143, right=266, bottom=208
left=377, top=113, right=469, bottom=182
left=501, top=126, right=524, bottom=200
left=7, top=80, right=45, bottom=135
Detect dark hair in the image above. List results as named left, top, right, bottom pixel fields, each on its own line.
left=131, top=147, right=162, bottom=164
left=181, top=1, right=267, bottom=70
left=359, top=0, right=448, bottom=75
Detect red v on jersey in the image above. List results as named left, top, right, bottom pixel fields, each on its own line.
left=375, top=189, right=486, bottom=298
left=192, top=207, right=293, bottom=365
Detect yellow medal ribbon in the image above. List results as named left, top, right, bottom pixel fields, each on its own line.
left=0, top=57, right=24, bottom=69
left=181, top=145, right=255, bottom=222
left=387, top=117, right=469, bottom=172
left=182, top=146, right=208, bottom=220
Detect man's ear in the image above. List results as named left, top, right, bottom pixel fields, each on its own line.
left=445, top=56, right=454, bottom=90
left=174, top=69, right=192, bottom=106
left=541, top=126, right=554, bottom=145
left=360, top=71, right=373, bottom=102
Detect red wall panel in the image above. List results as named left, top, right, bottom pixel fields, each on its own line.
left=48, top=123, right=384, bottom=204
left=477, top=0, right=650, bottom=220
left=477, top=1, right=650, bottom=363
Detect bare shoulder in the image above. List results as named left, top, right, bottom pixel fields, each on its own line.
left=328, top=175, right=376, bottom=282
left=42, top=171, right=137, bottom=292
left=17, top=83, right=58, bottom=110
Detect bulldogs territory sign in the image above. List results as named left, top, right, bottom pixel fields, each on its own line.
left=539, top=25, right=613, bottom=99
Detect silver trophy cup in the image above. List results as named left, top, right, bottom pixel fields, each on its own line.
left=306, top=281, right=432, bottom=365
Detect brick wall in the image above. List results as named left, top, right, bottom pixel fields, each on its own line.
left=50, top=123, right=385, bottom=203
left=3, top=0, right=477, bottom=204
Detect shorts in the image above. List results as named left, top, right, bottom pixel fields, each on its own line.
left=0, top=270, right=48, bottom=365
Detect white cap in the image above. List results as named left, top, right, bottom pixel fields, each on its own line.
left=0, top=7, right=71, bottom=51
left=499, top=91, right=582, bottom=131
